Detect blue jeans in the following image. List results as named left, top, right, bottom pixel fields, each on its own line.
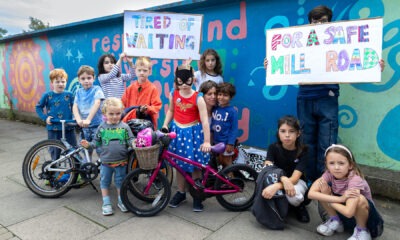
left=297, top=96, right=338, bottom=183
left=100, top=164, right=127, bottom=189
left=48, top=129, right=77, bottom=160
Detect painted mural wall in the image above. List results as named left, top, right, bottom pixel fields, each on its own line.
left=0, top=0, right=399, bottom=171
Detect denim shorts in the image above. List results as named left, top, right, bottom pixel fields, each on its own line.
left=338, top=198, right=382, bottom=233
left=100, top=164, right=127, bottom=190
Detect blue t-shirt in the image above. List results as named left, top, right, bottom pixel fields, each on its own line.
left=35, top=91, right=74, bottom=131
left=211, top=105, right=238, bottom=145
left=74, top=85, right=105, bottom=127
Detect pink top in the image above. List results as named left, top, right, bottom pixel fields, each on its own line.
left=322, top=170, right=373, bottom=202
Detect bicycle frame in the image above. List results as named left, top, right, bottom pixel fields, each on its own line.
left=142, top=148, right=241, bottom=196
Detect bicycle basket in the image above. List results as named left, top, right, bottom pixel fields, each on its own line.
left=133, top=144, right=160, bottom=170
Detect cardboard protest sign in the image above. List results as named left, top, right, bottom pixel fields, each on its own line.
left=266, top=18, right=383, bottom=86
left=123, top=11, right=203, bottom=60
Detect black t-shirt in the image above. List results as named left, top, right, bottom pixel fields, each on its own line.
left=266, top=143, right=307, bottom=179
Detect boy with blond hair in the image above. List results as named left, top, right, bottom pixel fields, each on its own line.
left=121, top=56, right=162, bottom=129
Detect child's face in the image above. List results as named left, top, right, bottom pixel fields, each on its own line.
left=78, top=72, right=95, bottom=89
left=51, top=77, right=67, bottom=93
left=278, top=123, right=299, bottom=150
left=105, top=105, right=122, bottom=125
left=205, top=54, right=217, bottom=72
left=217, top=92, right=231, bottom=107
left=311, top=15, right=329, bottom=24
left=203, top=87, right=217, bottom=107
left=135, top=65, right=150, bottom=83
left=325, top=152, right=352, bottom=180
left=103, top=57, right=115, bottom=73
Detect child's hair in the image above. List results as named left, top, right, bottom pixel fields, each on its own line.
left=135, top=56, right=152, bottom=69
left=199, top=80, right=218, bottom=95
left=324, top=144, right=364, bottom=178
left=308, top=5, right=332, bottom=23
left=102, top=97, right=124, bottom=114
left=77, top=65, right=95, bottom=77
left=199, top=49, right=222, bottom=75
left=49, top=69, right=68, bottom=82
left=217, top=82, right=236, bottom=98
left=276, top=115, right=308, bottom=158
left=97, top=54, right=119, bottom=76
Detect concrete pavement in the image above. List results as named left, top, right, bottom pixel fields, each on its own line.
left=0, top=119, right=398, bottom=240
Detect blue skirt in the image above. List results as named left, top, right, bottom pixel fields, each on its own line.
left=168, top=121, right=210, bottom=173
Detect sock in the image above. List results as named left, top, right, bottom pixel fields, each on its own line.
left=118, top=195, right=122, bottom=203
left=330, top=215, right=340, bottom=222
left=356, top=226, right=368, bottom=231
left=103, top=196, right=111, bottom=206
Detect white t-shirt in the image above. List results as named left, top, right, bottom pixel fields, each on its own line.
left=194, top=70, right=224, bottom=91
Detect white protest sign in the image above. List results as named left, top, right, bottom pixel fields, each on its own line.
left=123, top=11, right=203, bottom=60
left=266, top=18, right=383, bottom=86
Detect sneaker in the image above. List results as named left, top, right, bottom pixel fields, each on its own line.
left=102, top=204, right=113, bottom=216
left=193, top=199, right=204, bottom=212
left=117, top=201, right=128, bottom=213
left=169, top=192, right=186, bottom=208
left=347, top=227, right=371, bottom=240
left=295, top=205, right=310, bottom=223
left=317, top=218, right=344, bottom=236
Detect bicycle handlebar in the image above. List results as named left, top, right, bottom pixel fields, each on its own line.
left=49, top=119, right=78, bottom=127
left=155, top=130, right=225, bottom=153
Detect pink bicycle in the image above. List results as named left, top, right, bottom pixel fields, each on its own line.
left=120, top=130, right=258, bottom=217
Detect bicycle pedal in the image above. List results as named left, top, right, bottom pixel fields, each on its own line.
left=194, top=179, right=205, bottom=189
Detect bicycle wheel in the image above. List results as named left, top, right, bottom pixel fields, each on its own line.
left=128, top=152, right=174, bottom=185
left=22, top=140, right=78, bottom=198
left=215, top=164, right=258, bottom=211
left=120, top=168, right=171, bottom=217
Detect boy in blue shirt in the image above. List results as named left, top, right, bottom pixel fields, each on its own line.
left=211, top=82, right=238, bottom=168
left=73, top=65, right=105, bottom=162
left=36, top=68, right=76, bottom=160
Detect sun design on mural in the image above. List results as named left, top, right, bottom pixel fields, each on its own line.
left=8, top=38, right=49, bottom=112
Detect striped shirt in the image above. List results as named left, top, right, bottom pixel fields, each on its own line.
left=322, top=170, right=373, bottom=202
left=98, top=64, right=136, bottom=99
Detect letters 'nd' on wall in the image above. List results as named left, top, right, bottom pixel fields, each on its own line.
left=0, top=0, right=399, bottom=171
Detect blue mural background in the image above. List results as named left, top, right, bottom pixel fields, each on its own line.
left=1, top=0, right=399, bottom=171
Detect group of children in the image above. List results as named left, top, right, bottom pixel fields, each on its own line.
left=36, top=40, right=382, bottom=239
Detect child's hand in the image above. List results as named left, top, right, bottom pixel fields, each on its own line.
left=184, top=58, right=192, bottom=67
left=281, top=176, right=295, bottom=197
left=200, top=142, right=211, bottom=152
left=82, top=119, right=91, bottom=127
left=225, top=144, right=234, bottom=153
left=80, top=140, right=90, bottom=149
left=263, top=58, right=268, bottom=69
left=262, top=184, right=279, bottom=199
left=119, top=52, right=126, bottom=60
left=46, top=116, right=53, bottom=125
left=379, top=59, right=385, bottom=72
left=318, top=179, right=331, bottom=194
left=341, top=189, right=360, bottom=202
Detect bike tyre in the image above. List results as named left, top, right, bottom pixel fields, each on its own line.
left=215, top=164, right=258, bottom=211
left=120, top=168, right=171, bottom=217
left=22, top=139, right=78, bottom=198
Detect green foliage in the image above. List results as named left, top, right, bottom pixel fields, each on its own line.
left=0, top=27, right=7, bottom=38
left=24, top=17, right=50, bottom=32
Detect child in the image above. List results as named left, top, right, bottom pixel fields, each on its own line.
left=261, top=116, right=310, bottom=223
left=193, top=49, right=224, bottom=91
left=308, top=144, right=383, bottom=239
left=211, top=82, right=238, bottom=168
left=81, top=97, right=134, bottom=216
left=97, top=52, right=135, bottom=99
left=36, top=69, right=77, bottom=158
left=162, top=65, right=211, bottom=212
left=72, top=65, right=105, bottom=162
left=121, top=56, right=162, bottom=129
